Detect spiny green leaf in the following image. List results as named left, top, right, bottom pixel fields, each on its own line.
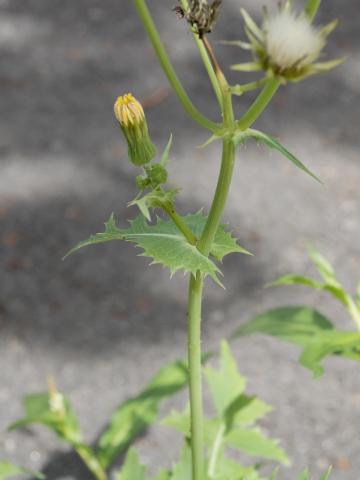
left=64, top=214, right=124, bottom=258
left=232, top=306, right=334, bottom=347
left=66, top=212, right=249, bottom=284
left=225, top=428, right=289, bottom=465
left=114, top=449, right=146, bottom=480
left=246, top=129, right=321, bottom=182
left=0, top=462, right=44, bottom=480
left=65, top=214, right=222, bottom=285
left=184, top=213, right=251, bottom=260
left=205, top=340, right=246, bottom=415
left=97, top=359, right=188, bottom=468
left=300, top=331, right=360, bottom=377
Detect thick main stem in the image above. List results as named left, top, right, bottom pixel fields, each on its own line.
left=187, top=82, right=236, bottom=480
left=198, top=139, right=236, bottom=256
left=187, top=272, right=205, bottom=480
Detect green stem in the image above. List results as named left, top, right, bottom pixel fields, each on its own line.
left=237, top=77, right=281, bottom=131
left=76, top=445, right=107, bottom=480
left=134, top=0, right=220, bottom=133
left=198, top=138, right=236, bottom=256
left=163, top=201, right=197, bottom=245
left=180, top=0, right=223, bottom=108
left=187, top=272, right=205, bottom=480
left=305, top=0, right=322, bottom=21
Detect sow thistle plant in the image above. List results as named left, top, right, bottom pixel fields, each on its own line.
left=2, top=0, right=355, bottom=479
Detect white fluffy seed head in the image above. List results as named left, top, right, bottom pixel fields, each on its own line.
left=265, top=11, right=325, bottom=70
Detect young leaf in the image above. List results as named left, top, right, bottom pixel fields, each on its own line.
left=114, top=448, right=146, bottom=480
left=8, top=391, right=106, bottom=480
left=225, top=428, right=289, bottom=465
left=9, top=392, right=82, bottom=444
left=266, top=275, right=323, bottom=290
left=307, top=246, right=337, bottom=284
left=161, top=134, right=173, bottom=167
left=232, top=306, right=334, bottom=347
left=204, top=340, right=246, bottom=415
left=66, top=214, right=222, bottom=285
left=97, top=359, right=188, bottom=468
left=0, top=462, right=43, bottom=480
left=246, top=129, right=321, bottom=182
left=299, top=331, right=360, bottom=377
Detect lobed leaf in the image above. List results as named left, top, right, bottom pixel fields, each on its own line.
left=205, top=340, right=246, bottom=415
left=225, top=428, right=289, bottom=465
left=65, top=212, right=249, bottom=286
left=66, top=214, right=222, bottom=285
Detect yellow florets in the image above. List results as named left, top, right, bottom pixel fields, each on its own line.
left=114, top=93, right=145, bottom=127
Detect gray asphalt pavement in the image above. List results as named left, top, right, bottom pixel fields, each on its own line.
left=0, top=0, right=359, bottom=479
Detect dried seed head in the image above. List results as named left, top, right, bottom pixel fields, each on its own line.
left=265, top=11, right=325, bottom=71
left=177, top=0, right=222, bottom=38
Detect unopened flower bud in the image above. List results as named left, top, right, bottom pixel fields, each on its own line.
left=114, top=94, right=156, bottom=166
left=145, top=164, right=168, bottom=187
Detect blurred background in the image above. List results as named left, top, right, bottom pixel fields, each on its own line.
left=0, top=0, right=359, bottom=478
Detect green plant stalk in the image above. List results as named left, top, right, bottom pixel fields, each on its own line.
left=305, top=0, right=322, bottom=22
left=76, top=445, right=107, bottom=480
left=237, top=77, right=281, bottom=131
left=186, top=82, right=236, bottom=479
left=162, top=201, right=197, bottom=245
left=187, top=271, right=205, bottom=480
left=134, top=0, right=220, bottom=134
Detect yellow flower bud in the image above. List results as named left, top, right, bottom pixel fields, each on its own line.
left=114, top=94, right=156, bottom=166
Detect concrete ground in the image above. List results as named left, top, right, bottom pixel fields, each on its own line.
left=0, top=0, right=359, bottom=478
